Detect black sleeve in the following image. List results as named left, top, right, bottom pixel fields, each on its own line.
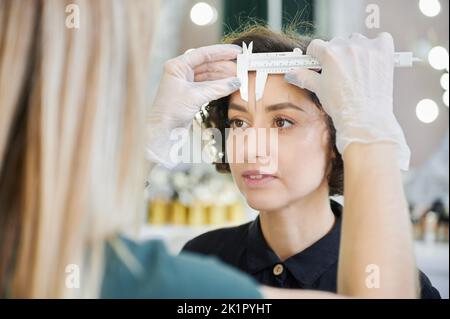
left=182, top=234, right=211, bottom=255
left=182, top=222, right=251, bottom=254
left=181, top=223, right=251, bottom=268
left=181, top=228, right=227, bottom=256
left=418, top=270, right=441, bottom=299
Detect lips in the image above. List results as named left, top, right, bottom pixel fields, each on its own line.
left=241, top=170, right=277, bottom=187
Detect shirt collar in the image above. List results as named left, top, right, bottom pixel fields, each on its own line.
left=246, top=199, right=343, bottom=286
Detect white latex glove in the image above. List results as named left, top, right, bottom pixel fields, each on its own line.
left=284, top=33, right=410, bottom=171
left=147, top=44, right=242, bottom=168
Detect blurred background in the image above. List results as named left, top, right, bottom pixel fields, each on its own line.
left=143, top=0, right=449, bottom=297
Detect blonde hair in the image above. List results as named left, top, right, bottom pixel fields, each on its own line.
left=0, top=0, right=157, bottom=298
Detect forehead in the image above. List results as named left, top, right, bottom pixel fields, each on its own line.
left=229, top=72, right=315, bottom=110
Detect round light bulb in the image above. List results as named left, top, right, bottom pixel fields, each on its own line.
left=428, top=46, right=449, bottom=70
left=440, top=73, right=449, bottom=91
left=416, top=99, right=439, bottom=123
left=419, top=0, right=441, bottom=17
left=190, top=2, right=217, bottom=26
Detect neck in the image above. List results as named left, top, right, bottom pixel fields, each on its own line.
left=259, top=182, right=335, bottom=261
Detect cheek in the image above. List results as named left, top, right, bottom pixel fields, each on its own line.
left=228, top=162, right=248, bottom=198
left=226, top=131, right=249, bottom=181
left=278, top=126, right=329, bottom=182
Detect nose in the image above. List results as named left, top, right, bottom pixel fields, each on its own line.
left=251, top=125, right=270, bottom=160
left=238, top=123, right=277, bottom=166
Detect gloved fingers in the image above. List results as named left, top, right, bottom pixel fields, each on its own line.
left=329, top=36, right=348, bottom=47
left=194, top=60, right=236, bottom=79
left=306, top=39, right=332, bottom=62
left=196, top=77, right=241, bottom=103
left=195, top=71, right=234, bottom=82
left=373, top=32, right=395, bottom=52
left=182, top=44, right=242, bottom=70
left=284, top=68, right=321, bottom=94
left=349, top=33, right=368, bottom=43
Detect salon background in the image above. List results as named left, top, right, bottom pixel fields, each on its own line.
left=143, top=0, right=449, bottom=298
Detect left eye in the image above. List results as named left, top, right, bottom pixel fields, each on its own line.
left=274, top=118, right=294, bottom=129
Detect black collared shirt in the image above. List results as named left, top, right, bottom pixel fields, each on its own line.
left=182, top=200, right=441, bottom=299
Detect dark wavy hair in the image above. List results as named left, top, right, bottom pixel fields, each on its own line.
left=206, top=25, right=344, bottom=196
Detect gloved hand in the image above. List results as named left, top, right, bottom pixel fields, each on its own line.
left=285, top=33, right=410, bottom=171
left=147, top=44, right=242, bottom=168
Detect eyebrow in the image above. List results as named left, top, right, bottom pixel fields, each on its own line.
left=228, top=102, right=305, bottom=113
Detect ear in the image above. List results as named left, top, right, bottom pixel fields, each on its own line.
left=321, top=125, right=330, bottom=148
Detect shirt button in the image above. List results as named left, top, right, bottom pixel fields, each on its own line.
left=273, top=264, right=284, bottom=276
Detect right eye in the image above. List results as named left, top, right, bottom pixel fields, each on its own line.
left=228, top=118, right=250, bottom=129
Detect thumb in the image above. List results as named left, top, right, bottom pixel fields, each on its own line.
left=284, top=69, right=321, bottom=94
left=197, top=77, right=241, bottom=103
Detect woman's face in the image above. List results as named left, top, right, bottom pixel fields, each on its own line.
left=227, top=73, right=331, bottom=211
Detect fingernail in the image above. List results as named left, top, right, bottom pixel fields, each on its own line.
left=229, top=78, right=241, bottom=89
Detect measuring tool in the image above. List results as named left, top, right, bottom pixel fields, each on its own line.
left=237, top=41, right=421, bottom=101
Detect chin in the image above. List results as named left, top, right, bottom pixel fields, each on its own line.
left=244, top=191, right=288, bottom=211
